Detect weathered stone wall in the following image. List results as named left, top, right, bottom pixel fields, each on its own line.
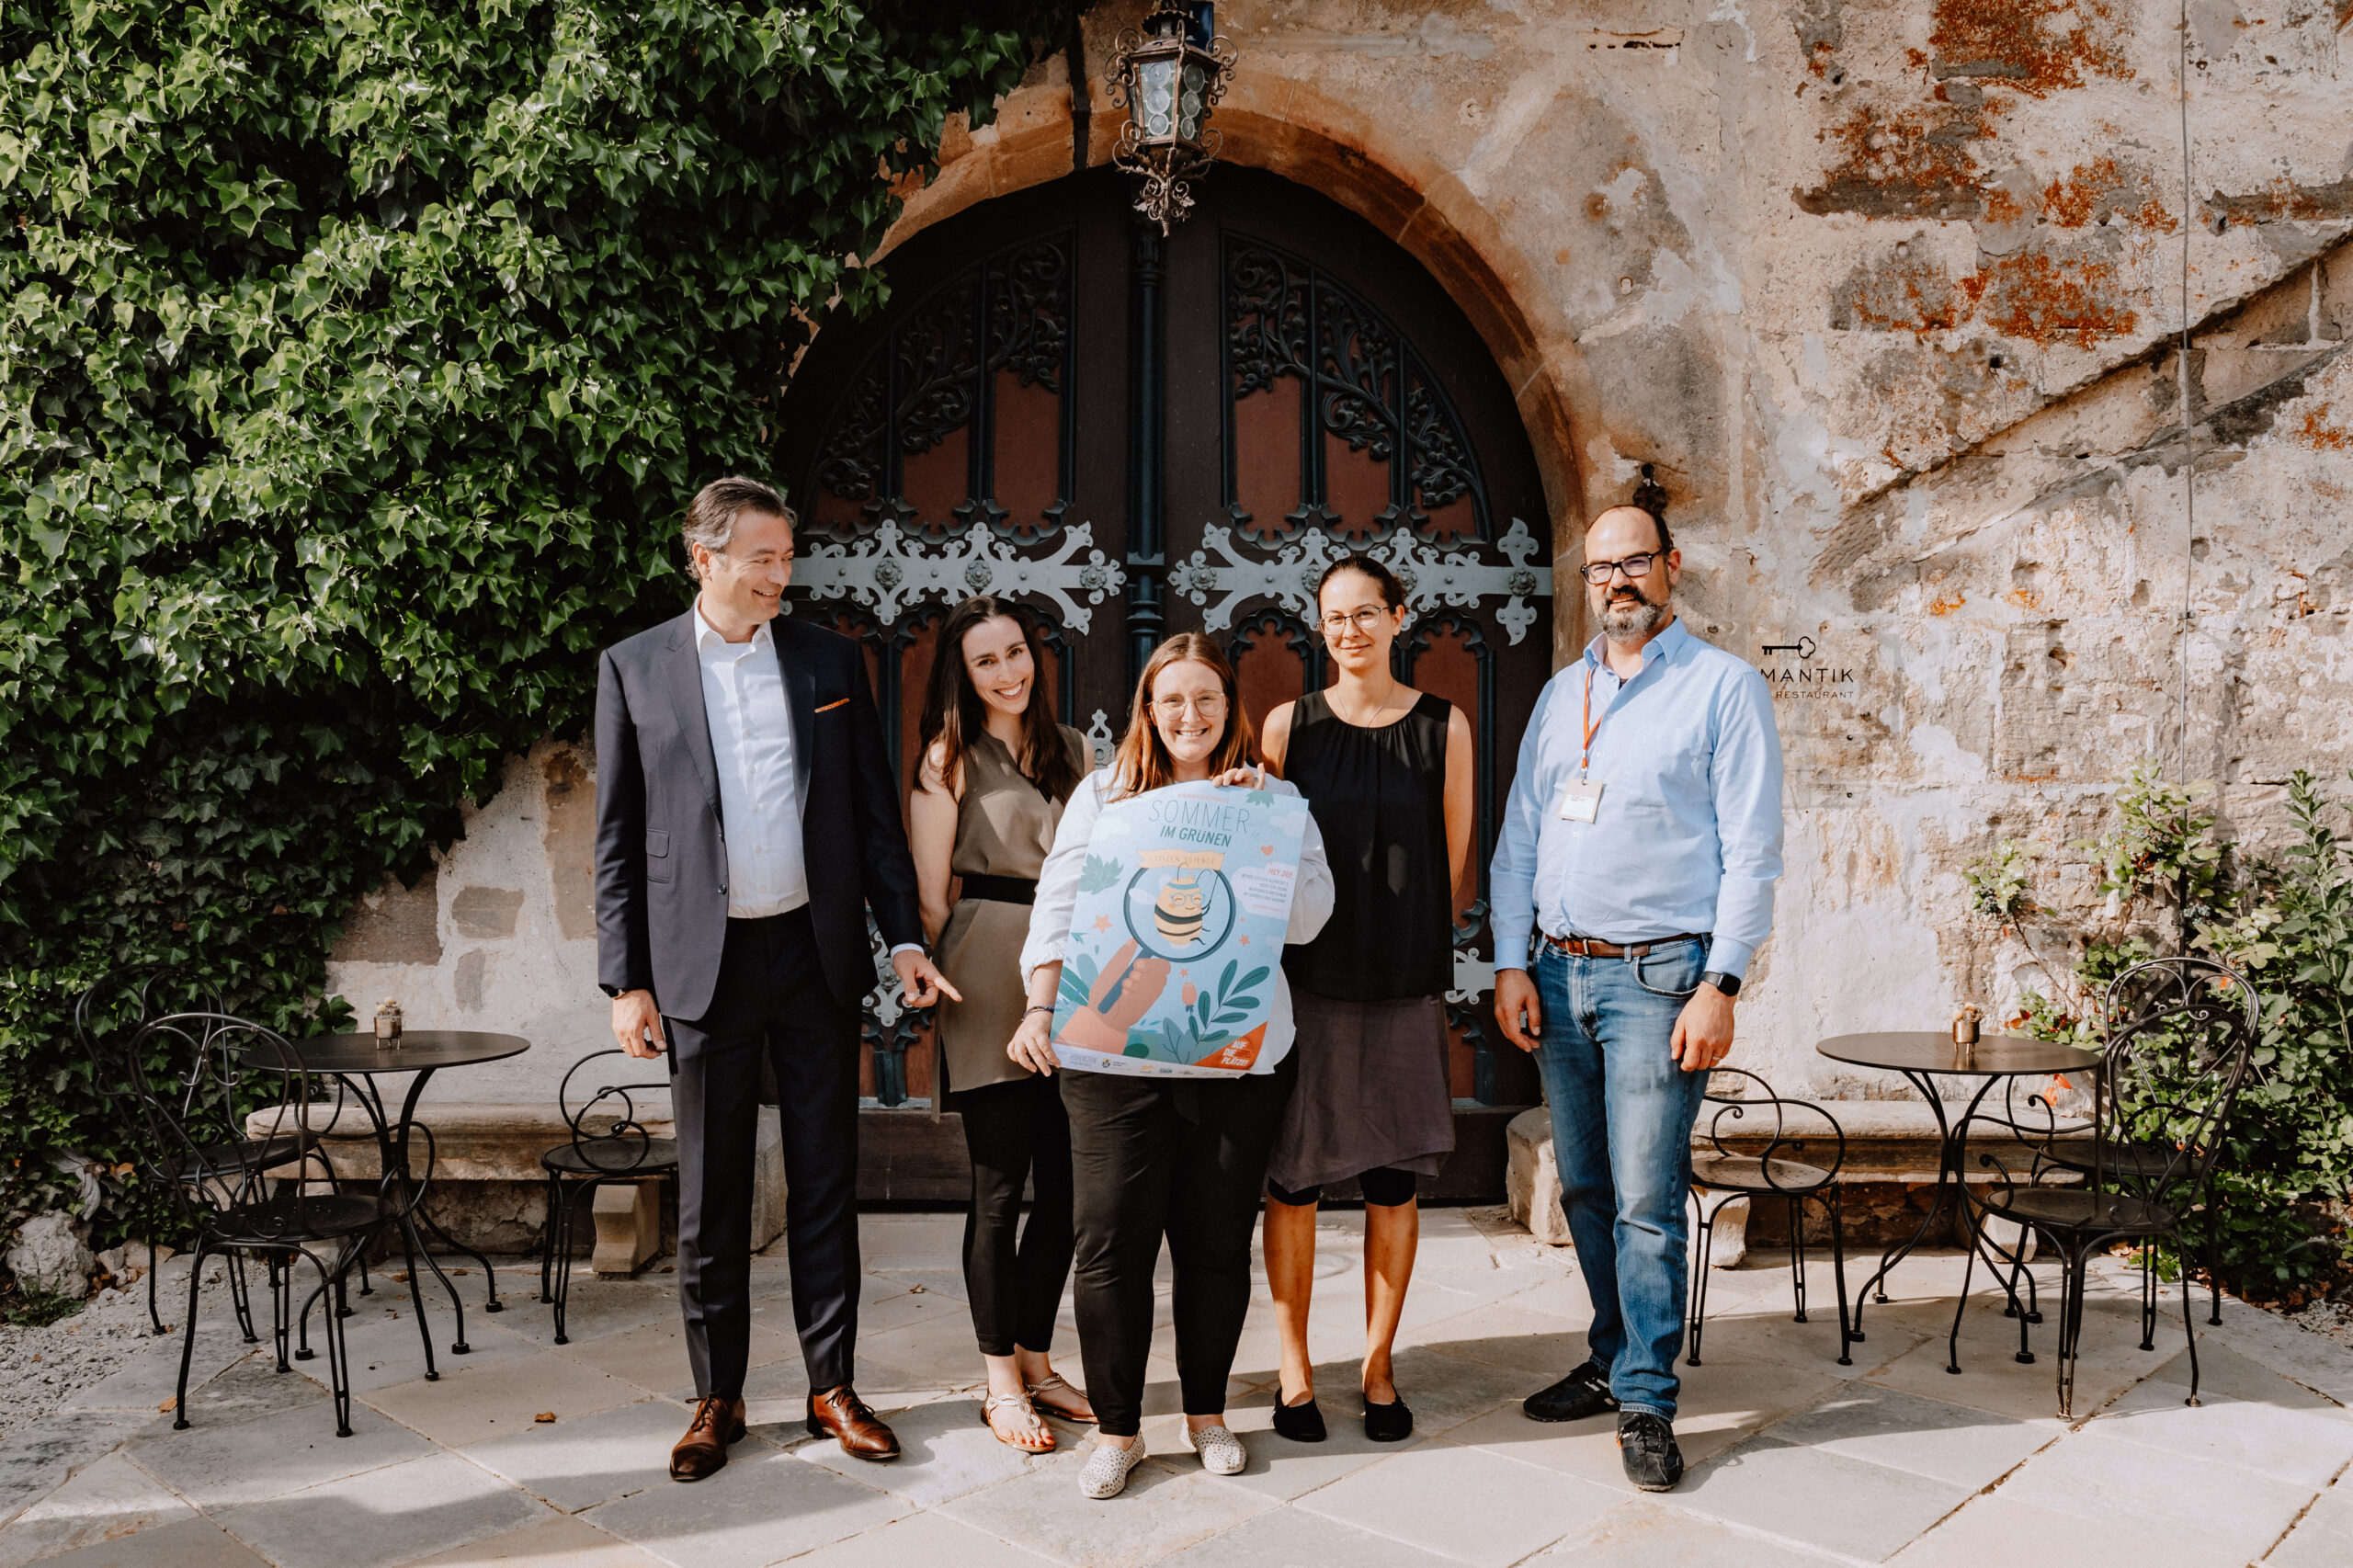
left=339, top=0, right=2353, bottom=1109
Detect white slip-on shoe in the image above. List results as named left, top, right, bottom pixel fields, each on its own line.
left=1079, top=1437, right=1148, bottom=1500
left=1186, top=1424, right=1246, bottom=1475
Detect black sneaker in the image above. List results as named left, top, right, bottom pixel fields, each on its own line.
left=1616, top=1412, right=1684, bottom=1491
left=1521, top=1362, right=1619, bottom=1423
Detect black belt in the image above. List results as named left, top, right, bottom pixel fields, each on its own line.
left=1540, top=931, right=1708, bottom=959
left=959, top=873, right=1037, bottom=906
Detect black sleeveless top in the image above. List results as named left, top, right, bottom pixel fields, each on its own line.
left=1283, top=689, right=1454, bottom=1001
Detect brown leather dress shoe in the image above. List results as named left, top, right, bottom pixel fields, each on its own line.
left=670, top=1394, right=747, bottom=1482
left=806, top=1383, right=900, bottom=1461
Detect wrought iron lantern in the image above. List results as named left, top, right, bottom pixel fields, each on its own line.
left=1106, top=3, right=1238, bottom=233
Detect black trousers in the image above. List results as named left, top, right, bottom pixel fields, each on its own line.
left=665, top=910, right=860, bottom=1399
left=957, top=1074, right=1075, bottom=1358
left=1060, top=1067, right=1291, bottom=1437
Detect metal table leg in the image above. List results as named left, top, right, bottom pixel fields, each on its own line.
left=1846, top=1072, right=2006, bottom=1348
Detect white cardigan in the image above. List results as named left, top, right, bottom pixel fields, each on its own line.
left=1019, top=769, right=1336, bottom=1075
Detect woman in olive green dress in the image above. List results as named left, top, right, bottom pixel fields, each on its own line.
left=908, top=596, right=1097, bottom=1451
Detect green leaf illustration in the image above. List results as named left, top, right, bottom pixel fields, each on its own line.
left=1077, top=854, right=1123, bottom=893
left=1059, top=953, right=1097, bottom=1010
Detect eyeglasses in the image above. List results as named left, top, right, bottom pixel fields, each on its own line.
left=1152, top=694, right=1228, bottom=720
left=1579, top=552, right=1656, bottom=585
left=1319, top=606, right=1392, bottom=636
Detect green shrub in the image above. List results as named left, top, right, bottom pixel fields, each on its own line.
left=0, top=1, right=1074, bottom=1245
left=2006, top=766, right=2353, bottom=1301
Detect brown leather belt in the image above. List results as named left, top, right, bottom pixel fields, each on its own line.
left=1540, top=931, right=1709, bottom=960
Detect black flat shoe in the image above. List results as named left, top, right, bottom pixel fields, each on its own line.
left=1362, top=1396, right=1413, bottom=1442
left=1272, top=1392, right=1326, bottom=1443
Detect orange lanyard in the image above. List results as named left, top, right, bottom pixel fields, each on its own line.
left=1578, top=665, right=1606, bottom=777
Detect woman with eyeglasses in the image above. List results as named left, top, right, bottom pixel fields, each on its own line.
left=907, top=597, right=1096, bottom=1452
left=1010, top=633, right=1335, bottom=1499
left=1255, top=555, right=1474, bottom=1445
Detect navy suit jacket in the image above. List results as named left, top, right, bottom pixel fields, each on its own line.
left=593, top=608, right=921, bottom=1022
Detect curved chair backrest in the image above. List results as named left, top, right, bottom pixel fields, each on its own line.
left=1698, top=1067, right=1847, bottom=1188
left=559, top=1049, right=670, bottom=1175
left=2089, top=957, right=2260, bottom=1202
left=74, top=964, right=219, bottom=1083
left=77, top=970, right=348, bottom=1142
left=121, top=1012, right=318, bottom=1243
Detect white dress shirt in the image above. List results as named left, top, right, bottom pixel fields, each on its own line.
left=694, top=606, right=808, bottom=918
left=1019, top=769, right=1335, bottom=1076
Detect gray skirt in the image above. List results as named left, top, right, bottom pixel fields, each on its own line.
left=1266, top=990, right=1455, bottom=1192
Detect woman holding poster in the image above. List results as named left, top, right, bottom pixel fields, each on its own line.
left=1256, top=556, right=1475, bottom=1446
left=1011, top=634, right=1334, bottom=1500
left=908, top=597, right=1095, bottom=1453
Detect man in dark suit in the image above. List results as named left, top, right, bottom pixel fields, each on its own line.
left=594, top=476, right=960, bottom=1481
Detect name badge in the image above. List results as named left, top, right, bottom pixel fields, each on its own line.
left=1557, top=777, right=1604, bottom=823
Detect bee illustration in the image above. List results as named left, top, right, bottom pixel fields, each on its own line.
left=1153, top=873, right=1210, bottom=947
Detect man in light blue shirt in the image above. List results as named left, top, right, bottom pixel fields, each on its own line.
left=1490, top=501, right=1784, bottom=1491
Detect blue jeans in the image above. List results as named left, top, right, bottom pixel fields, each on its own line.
left=1532, top=937, right=1711, bottom=1421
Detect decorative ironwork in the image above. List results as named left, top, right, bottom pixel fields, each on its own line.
left=859, top=913, right=923, bottom=1108
left=811, top=362, right=887, bottom=510
left=1083, top=709, right=1117, bottom=769
left=1222, top=238, right=1490, bottom=543
left=894, top=275, right=983, bottom=461
left=1224, top=606, right=1328, bottom=696
left=802, top=237, right=1075, bottom=542
left=1405, top=373, right=1477, bottom=510
left=1106, top=6, right=1239, bottom=233
left=991, top=241, right=1072, bottom=392
left=1166, top=517, right=1549, bottom=643
left=789, top=519, right=1126, bottom=632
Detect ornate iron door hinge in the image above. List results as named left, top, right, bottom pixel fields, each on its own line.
left=787, top=520, right=1129, bottom=631
left=1165, top=518, right=1551, bottom=643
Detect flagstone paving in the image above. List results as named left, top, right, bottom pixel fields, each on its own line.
left=3, top=1208, right=2349, bottom=1567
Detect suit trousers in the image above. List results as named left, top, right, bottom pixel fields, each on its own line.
left=666, top=909, right=861, bottom=1398
left=1060, top=1065, right=1292, bottom=1437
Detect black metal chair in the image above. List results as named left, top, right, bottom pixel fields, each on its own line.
left=72, top=971, right=356, bottom=1340
left=121, top=1013, right=419, bottom=1437
left=2018, top=959, right=2250, bottom=1345
left=1686, top=1069, right=1852, bottom=1367
left=1963, top=957, right=2259, bottom=1417
left=538, top=1050, right=677, bottom=1344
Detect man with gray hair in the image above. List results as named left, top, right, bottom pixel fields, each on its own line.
left=1489, top=497, right=1784, bottom=1491
left=595, top=476, right=960, bottom=1481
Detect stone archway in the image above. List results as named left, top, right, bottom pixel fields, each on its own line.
left=875, top=51, right=1606, bottom=663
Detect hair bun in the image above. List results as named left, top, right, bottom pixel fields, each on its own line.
left=1631, top=463, right=1668, bottom=521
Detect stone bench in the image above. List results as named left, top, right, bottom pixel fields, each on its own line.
left=1506, top=1099, right=2091, bottom=1250
left=246, top=1100, right=786, bottom=1274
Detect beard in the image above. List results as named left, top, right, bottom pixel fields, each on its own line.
left=1599, top=590, right=1668, bottom=640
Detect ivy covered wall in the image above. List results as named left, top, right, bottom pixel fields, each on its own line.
left=0, top=0, right=1076, bottom=1243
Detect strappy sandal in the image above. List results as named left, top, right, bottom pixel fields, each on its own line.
left=981, top=1392, right=1056, bottom=1452
left=1025, top=1371, right=1097, bottom=1424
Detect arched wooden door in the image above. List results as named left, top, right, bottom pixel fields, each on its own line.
left=779, top=167, right=1552, bottom=1199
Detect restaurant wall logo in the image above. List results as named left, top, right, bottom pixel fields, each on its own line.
left=1758, top=634, right=1858, bottom=697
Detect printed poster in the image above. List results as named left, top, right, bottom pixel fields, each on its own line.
left=1051, top=781, right=1308, bottom=1076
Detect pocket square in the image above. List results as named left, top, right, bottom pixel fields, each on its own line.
left=814, top=698, right=849, bottom=713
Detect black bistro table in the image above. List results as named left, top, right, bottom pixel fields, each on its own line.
left=1816, top=1031, right=2103, bottom=1368
left=251, top=1029, right=529, bottom=1380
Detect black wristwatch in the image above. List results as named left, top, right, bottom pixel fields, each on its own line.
left=1700, top=971, right=1741, bottom=998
